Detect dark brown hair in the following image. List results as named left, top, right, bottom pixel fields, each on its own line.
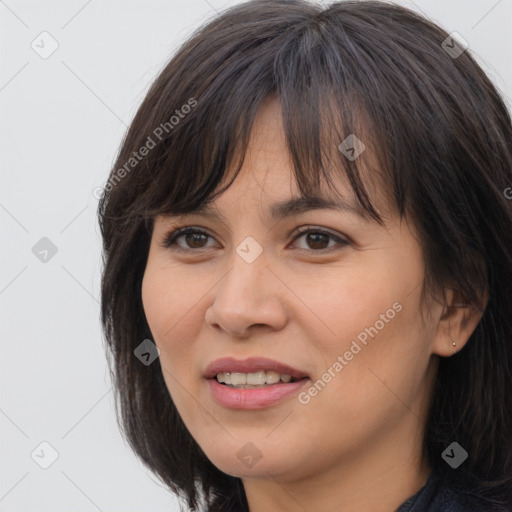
left=97, top=1, right=512, bottom=510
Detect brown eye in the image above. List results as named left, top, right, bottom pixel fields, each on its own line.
left=292, top=227, right=349, bottom=253
left=161, top=227, right=215, bottom=251
left=303, top=232, right=330, bottom=250
left=183, top=232, right=208, bottom=249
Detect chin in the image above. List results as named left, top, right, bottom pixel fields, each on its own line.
left=202, top=442, right=305, bottom=480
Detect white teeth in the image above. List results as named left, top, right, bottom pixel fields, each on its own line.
left=230, top=372, right=247, bottom=385
left=265, top=371, right=280, bottom=384
left=247, top=371, right=266, bottom=385
left=215, top=371, right=295, bottom=386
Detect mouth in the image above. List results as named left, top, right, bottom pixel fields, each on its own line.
left=214, top=370, right=306, bottom=388
left=203, top=357, right=310, bottom=408
left=204, top=356, right=309, bottom=383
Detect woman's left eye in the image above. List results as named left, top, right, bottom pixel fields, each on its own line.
left=292, top=227, right=349, bottom=252
left=160, top=226, right=349, bottom=253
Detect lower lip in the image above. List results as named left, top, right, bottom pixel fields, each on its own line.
left=206, top=378, right=310, bottom=409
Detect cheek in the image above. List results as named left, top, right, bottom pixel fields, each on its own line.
left=142, top=260, right=201, bottom=338
left=141, top=264, right=200, bottom=370
left=303, top=251, right=429, bottom=404
left=310, top=293, right=431, bottom=431
left=298, top=263, right=408, bottom=362
left=141, top=266, right=169, bottom=339
left=141, top=266, right=204, bottom=417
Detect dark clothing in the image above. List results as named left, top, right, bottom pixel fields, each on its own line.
left=395, top=469, right=510, bottom=512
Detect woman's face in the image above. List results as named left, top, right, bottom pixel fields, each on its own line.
left=141, top=97, right=444, bottom=484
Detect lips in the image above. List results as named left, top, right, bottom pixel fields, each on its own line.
left=204, top=356, right=309, bottom=381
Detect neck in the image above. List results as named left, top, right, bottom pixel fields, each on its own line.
left=242, top=419, right=431, bottom=512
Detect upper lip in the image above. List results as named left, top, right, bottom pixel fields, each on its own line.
left=204, top=357, right=309, bottom=380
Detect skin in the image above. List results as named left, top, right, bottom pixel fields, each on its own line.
left=141, top=97, right=485, bottom=512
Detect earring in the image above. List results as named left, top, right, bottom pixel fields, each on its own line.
left=450, top=339, right=457, bottom=352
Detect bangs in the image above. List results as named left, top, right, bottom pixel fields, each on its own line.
left=117, top=5, right=399, bottom=227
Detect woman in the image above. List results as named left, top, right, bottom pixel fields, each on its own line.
left=97, top=1, right=512, bottom=510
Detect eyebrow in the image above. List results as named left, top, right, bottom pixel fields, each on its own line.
left=175, top=195, right=367, bottom=223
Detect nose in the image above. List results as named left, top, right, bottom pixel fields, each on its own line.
left=204, top=249, right=288, bottom=338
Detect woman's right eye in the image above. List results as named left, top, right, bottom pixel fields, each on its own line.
left=160, top=227, right=216, bottom=251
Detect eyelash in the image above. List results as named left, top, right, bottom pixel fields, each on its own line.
left=159, top=225, right=349, bottom=254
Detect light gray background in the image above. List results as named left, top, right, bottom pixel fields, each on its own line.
left=1, top=0, right=511, bottom=510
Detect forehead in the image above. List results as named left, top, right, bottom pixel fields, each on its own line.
left=153, top=94, right=393, bottom=228
left=206, top=96, right=390, bottom=223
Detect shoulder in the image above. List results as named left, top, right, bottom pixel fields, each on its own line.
left=438, top=485, right=510, bottom=512
left=396, top=469, right=511, bottom=512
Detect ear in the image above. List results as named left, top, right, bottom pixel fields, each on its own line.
left=432, top=287, right=489, bottom=357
